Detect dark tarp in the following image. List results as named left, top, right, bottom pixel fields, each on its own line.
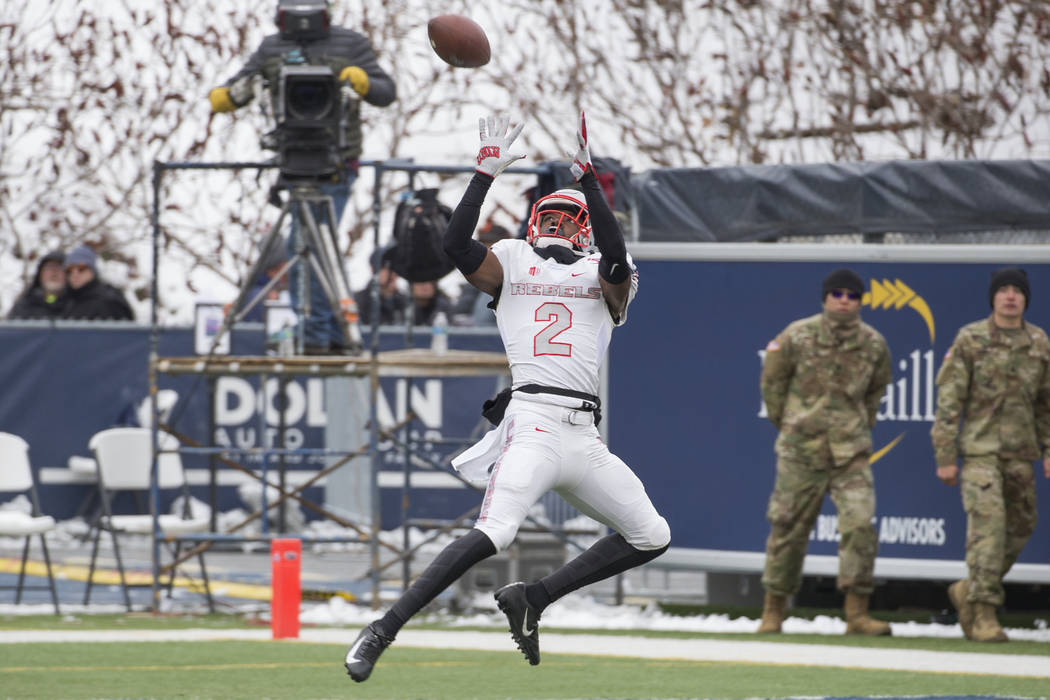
left=633, top=159, right=1050, bottom=242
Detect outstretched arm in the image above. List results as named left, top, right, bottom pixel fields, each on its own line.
left=569, top=112, right=631, bottom=319
left=442, top=115, right=525, bottom=296
left=444, top=174, right=502, bottom=295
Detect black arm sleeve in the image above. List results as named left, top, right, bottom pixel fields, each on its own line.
left=442, top=173, right=493, bottom=276
left=579, top=170, right=629, bottom=284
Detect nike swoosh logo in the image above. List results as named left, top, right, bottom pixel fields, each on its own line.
left=571, top=272, right=585, bottom=277
left=608, top=263, right=619, bottom=276
left=521, top=610, right=535, bottom=636
left=535, top=427, right=552, bottom=433
left=345, top=636, right=365, bottom=665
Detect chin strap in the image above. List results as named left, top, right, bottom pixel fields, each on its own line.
left=533, top=245, right=580, bottom=265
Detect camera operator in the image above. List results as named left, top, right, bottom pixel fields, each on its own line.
left=209, top=0, right=396, bottom=354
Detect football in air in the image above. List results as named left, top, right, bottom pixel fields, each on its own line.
left=427, top=14, right=491, bottom=68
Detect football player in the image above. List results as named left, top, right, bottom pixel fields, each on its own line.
left=345, top=112, right=670, bottom=682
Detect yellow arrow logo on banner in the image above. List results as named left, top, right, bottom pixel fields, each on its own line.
left=862, top=278, right=935, bottom=343
left=869, top=431, right=905, bottom=465
left=860, top=278, right=934, bottom=464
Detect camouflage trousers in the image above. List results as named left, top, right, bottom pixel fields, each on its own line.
left=762, top=451, right=878, bottom=597
left=960, top=456, right=1037, bottom=606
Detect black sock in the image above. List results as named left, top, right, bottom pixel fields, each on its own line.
left=535, top=533, right=668, bottom=611
left=524, top=582, right=552, bottom=611
left=376, top=529, right=496, bottom=638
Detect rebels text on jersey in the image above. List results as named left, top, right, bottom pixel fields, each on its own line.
left=490, top=239, right=638, bottom=396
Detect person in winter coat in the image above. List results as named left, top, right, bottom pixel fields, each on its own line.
left=61, top=245, right=134, bottom=321
left=6, top=249, right=69, bottom=320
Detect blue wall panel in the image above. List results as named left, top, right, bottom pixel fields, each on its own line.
left=4, top=256, right=1049, bottom=571
left=610, top=258, right=1050, bottom=565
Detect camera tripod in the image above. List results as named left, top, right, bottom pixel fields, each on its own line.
left=214, top=178, right=363, bottom=356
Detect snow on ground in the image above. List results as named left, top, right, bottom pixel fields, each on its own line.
left=4, top=593, right=1050, bottom=643
left=299, top=594, right=1050, bottom=643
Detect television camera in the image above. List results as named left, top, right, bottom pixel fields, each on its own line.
left=263, top=63, right=348, bottom=180
left=258, top=0, right=348, bottom=181
left=205, top=0, right=364, bottom=356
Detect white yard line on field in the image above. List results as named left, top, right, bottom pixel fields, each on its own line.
left=2, top=628, right=1048, bottom=678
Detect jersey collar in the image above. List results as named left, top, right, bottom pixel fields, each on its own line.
left=532, top=245, right=580, bottom=265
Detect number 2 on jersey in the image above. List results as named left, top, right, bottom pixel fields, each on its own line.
left=534, top=302, right=572, bottom=356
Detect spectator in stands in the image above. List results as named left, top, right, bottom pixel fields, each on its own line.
left=931, top=267, right=1050, bottom=643
left=61, top=245, right=135, bottom=321
left=7, top=249, right=68, bottom=320
left=356, top=247, right=408, bottom=326
left=451, top=222, right=511, bottom=326
left=409, top=280, right=453, bottom=327
left=757, top=268, right=892, bottom=636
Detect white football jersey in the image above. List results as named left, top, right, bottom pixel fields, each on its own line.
left=489, top=239, right=637, bottom=396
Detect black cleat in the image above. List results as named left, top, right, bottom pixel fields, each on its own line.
left=344, top=622, right=393, bottom=682
left=495, top=581, right=541, bottom=665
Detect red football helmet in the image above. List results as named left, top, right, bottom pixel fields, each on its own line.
left=527, top=189, right=592, bottom=251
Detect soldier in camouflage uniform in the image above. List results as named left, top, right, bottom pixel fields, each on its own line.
left=758, top=269, right=893, bottom=636
left=931, top=267, right=1050, bottom=643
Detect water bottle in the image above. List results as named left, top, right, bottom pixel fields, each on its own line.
left=278, top=323, right=295, bottom=357
left=431, top=311, right=449, bottom=355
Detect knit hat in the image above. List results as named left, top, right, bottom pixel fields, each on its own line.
left=822, top=268, right=864, bottom=300
left=65, top=245, right=97, bottom=272
left=40, top=249, right=65, bottom=266
left=989, top=267, right=1030, bottom=309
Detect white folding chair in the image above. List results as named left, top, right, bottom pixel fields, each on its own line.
left=0, top=432, right=61, bottom=614
left=84, top=427, right=214, bottom=611
left=65, top=390, right=180, bottom=526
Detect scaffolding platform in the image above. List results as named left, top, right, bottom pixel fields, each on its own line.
left=155, top=348, right=509, bottom=378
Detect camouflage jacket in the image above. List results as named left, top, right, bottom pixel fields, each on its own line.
left=930, top=315, right=1050, bottom=465
left=224, top=27, right=397, bottom=160
left=761, top=312, right=892, bottom=465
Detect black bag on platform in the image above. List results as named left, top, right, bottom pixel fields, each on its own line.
left=387, top=188, right=455, bottom=282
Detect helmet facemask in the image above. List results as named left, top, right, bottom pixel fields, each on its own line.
left=527, top=189, right=592, bottom=253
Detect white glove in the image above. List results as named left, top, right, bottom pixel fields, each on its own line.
left=568, top=110, right=591, bottom=181
left=475, top=115, right=525, bottom=178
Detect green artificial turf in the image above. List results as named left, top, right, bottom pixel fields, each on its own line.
left=2, top=640, right=1049, bottom=700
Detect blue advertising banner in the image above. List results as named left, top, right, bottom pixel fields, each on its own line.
left=613, top=245, right=1050, bottom=576
left=4, top=244, right=1050, bottom=580
left=0, top=323, right=504, bottom=527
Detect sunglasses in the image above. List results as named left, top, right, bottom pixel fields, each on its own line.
left=829, top=289, right=861, bottom=300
